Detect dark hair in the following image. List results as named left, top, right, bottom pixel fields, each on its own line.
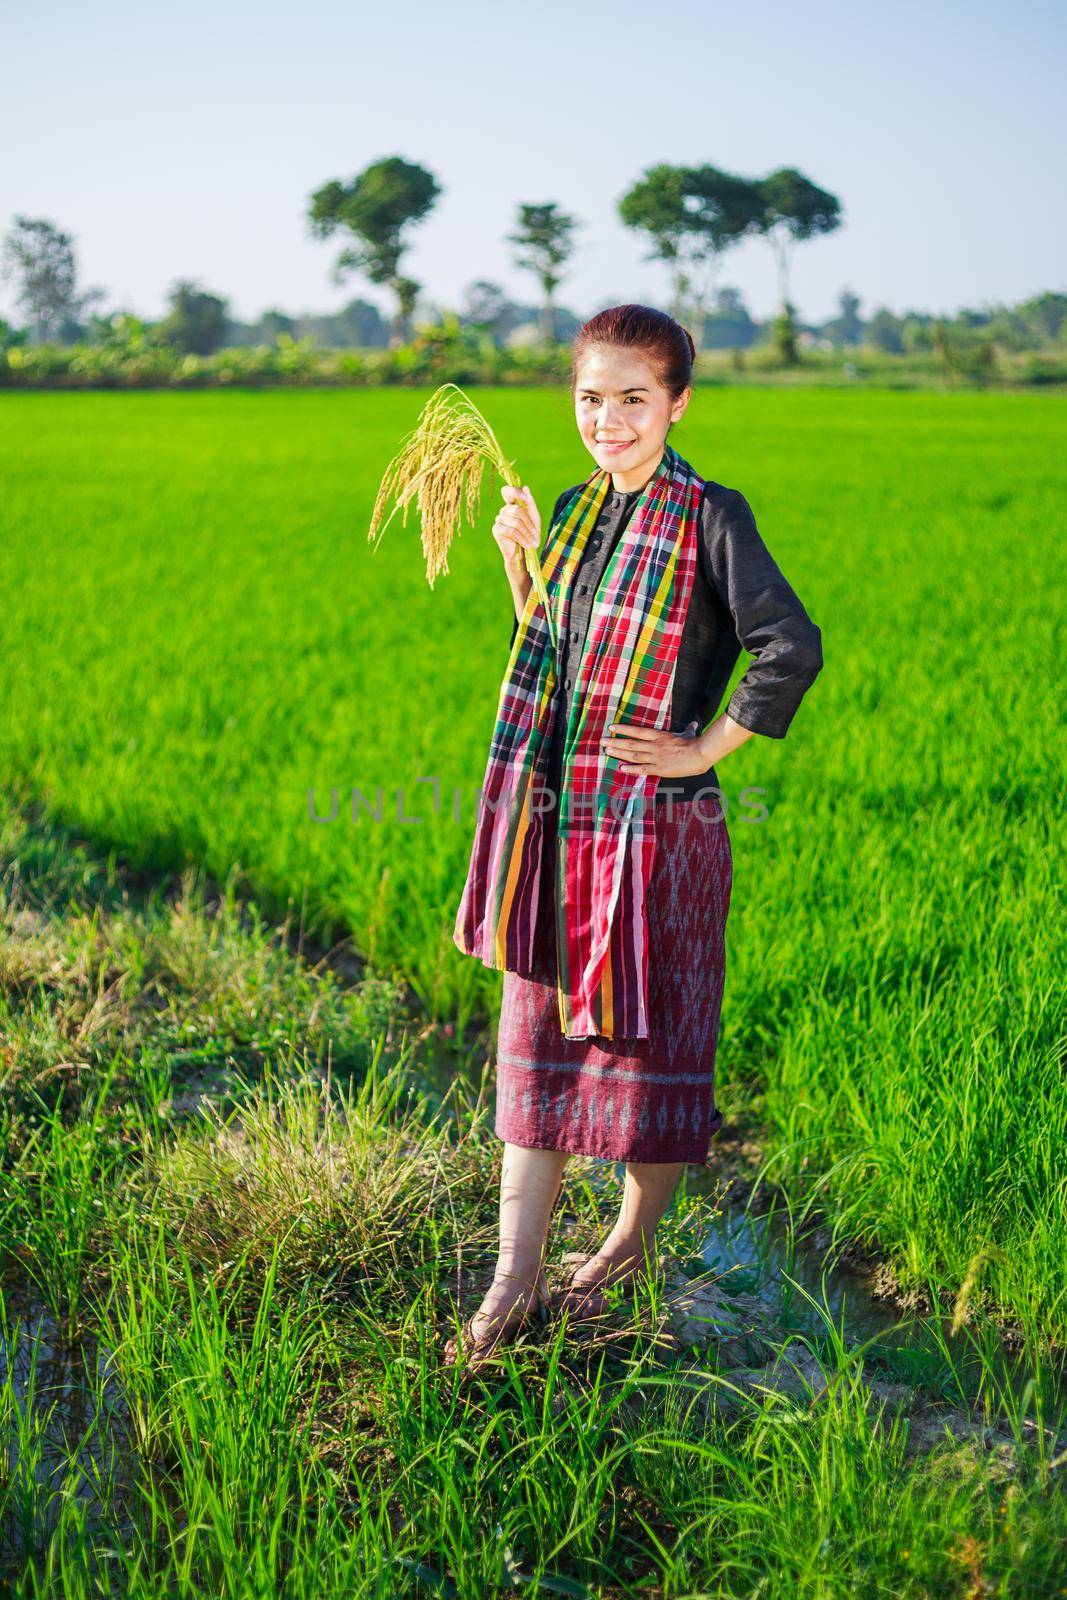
left=571, top=303, right=696, bottom=401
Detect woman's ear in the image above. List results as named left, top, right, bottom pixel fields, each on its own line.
left=671, top=385, right=692, bottom=423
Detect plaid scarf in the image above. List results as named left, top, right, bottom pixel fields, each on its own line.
left=453, top=442, right=706, bottom=1041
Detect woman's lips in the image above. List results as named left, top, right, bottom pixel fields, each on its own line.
left=597, top=440, right=634, bottom=454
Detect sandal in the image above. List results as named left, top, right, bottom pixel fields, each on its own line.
left=443, top=1272, right=550, bottom=1368
left=551, top=1253, right=648, bottom=1321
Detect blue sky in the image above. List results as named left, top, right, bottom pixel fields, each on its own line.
left=3, top=0, right=1064, bottom=327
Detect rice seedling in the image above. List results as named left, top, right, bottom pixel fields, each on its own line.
left=367, top=381, right=558, bottom=648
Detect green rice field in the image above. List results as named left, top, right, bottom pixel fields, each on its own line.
left=2, top=385, right=1063, bottom=1328
left=1, top=386, right=1064, bottom=1594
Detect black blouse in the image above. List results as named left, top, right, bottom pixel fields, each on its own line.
left=508, top=475, right=824, bottom=806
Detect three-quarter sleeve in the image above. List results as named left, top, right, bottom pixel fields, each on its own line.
left=703, top=487, right=824, bottom=739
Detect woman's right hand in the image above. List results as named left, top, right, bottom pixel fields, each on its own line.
left=493, top=485, right=541, bottom=572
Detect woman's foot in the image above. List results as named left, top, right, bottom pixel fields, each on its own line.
left=443, top=1266, right=550, bottom=1369
left=553, top=1237, right=656, bottom=1320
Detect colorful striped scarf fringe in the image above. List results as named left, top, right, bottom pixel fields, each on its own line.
left=453, top=443, right=706, bottom=1041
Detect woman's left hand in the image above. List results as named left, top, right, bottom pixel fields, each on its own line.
left=601, top=719, right=710, bottom=779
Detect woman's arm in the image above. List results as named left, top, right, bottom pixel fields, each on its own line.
left=603, top=485, right=822, bottom=781
left=508, top=564, right=533, bottom=629
left=693, top=710, right=759, bottom=768
left=702, top=487, right=824, bottom=740
left=508, top=489, right=571, bottom=646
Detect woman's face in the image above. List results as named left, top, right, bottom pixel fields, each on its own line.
left=573, top=343, right=691, bottom=491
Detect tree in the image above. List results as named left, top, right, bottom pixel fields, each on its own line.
left=258, top=308, right=297, bottom=341
left=86, top=311, right=149, bottom=350
left=901, top=314, right=935, bottom=353
left=1, top=215, right=105, bottom=342
left=617, top=164, right=689, bottom=321
left=157, top=279, right=230, bottom=355
left=506, top=203, right=581, bottom=343
left=307, top=156, right=441, bottom=347
left=751, top=168, right=842, bottom=318
left=701, top=285, right=759, bottom=350
left=983, top=305, right=1033, bottom=353
left=770, top=300, right=799, bottom=365
left=0, top=318, right=28, bottom=353
left=1018, top=291, right=1067, bottom=345
left=319, top=298, right=390, bottom=348
left=866, top=307, right=905, bottom=354
left=619, top=164, right=762, bottom=347
left=461, top=280, right=508, bottom=332
left=824, top=287, right=863, bottom=346
left=931, top=319, right=996, bottom=385
left=459, top=280, right=537, bottom=346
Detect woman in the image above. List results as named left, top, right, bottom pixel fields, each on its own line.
left=446, top=305, right=823, bottom=1367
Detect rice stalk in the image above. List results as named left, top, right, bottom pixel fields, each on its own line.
left=367, top=382, right=557, bottom=649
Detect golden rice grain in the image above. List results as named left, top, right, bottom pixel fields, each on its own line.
left=368, top=383, right=556, bottom=647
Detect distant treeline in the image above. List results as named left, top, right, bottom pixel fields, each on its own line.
left=3, top=299, right=1066, bottom=390
left=3, top=279, right=1065, bottom=368
left=4, top=272, right=1066, bottom=364
left=2, top=198, right=1064, bottom=389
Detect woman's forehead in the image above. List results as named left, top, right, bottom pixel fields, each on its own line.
left=574, top=348, right=661, bottom=392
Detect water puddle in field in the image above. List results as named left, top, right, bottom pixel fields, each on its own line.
left=1, top=1061, right=1063, bottom=1550
left=1, top=1173, right=1063, bottom=1557
left=428, top=1032, right=1066, bottom=1424
left=691, top=1170, right=1064, bottom=1409
left=572, top=1156, right=1067, bottom=1446
left=0, top=1285, right=133, bottom=1565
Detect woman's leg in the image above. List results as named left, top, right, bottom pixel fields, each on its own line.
left=557, top=1159, right=684, bottom=1315
left=444, top=1143, right=570, bottom=1362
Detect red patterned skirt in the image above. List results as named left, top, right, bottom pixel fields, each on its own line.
left=495, top=798, right=733, bottom=1167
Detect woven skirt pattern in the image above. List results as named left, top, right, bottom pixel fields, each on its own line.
left=495, top=798, right=732, bottom=1166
